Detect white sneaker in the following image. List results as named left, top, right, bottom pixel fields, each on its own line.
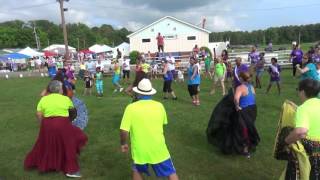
left=113, top=89, right=118, bottom=93
left=119, top=87, right=124, bottom=92
left=66, top=171, right=82, bottom=178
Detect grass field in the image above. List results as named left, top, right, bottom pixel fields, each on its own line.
left=0, top=70, right=302, bottom=180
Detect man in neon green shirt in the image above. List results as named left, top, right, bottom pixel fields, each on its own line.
left=120, top=79, right=179, bottom=180
left=285, top=79, right=320, bottom=179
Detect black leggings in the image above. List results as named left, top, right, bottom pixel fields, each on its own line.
left=292, top=62, right=302, bottom=76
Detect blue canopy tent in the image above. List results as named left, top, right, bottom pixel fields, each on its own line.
left=0, top=56, right=8, bottom=61
left=3, top=53, right=31, bottom=59
left=0, top=53, right=31, bottom=71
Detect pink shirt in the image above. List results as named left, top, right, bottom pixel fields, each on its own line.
left=157, top=35, right=164, bottom=45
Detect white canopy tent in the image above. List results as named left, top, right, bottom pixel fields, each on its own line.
left=115, top=42, right=130, bottom=56
left=18, top=47, right=43, bottom=57
left=89, top=44, right=112, bottom=53
left=43, top=44, right=77, bottom=54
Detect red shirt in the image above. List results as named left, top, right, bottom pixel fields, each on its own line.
left=157, top=35, right=164, bottom=45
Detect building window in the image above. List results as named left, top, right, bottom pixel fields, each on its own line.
left=187, top=36, right=196, bottom=40
left=164, top=35, right=177, bottom=40
left=151, top=28, right=154, bottom=32
left=173, top=27, right=176, bottom=31
left=142, top=38, right=151, bottom=43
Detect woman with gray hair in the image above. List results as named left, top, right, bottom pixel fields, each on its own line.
left=24, top=80, right=87, bottom=178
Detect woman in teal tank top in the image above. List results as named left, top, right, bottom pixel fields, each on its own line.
left=187, top=57, right=201, bottom=106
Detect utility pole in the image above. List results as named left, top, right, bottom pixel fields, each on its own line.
left=57, top=0, right=70, bottom=63
left=32, top=22, right=41, bottom=50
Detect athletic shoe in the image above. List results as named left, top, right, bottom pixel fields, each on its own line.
left=243, top=152, right=251, bottom=159
left=113, top=89, right=118, bottom=93
left=66, top=171, right=82, bottom=178
left=119, top=87, right=124, bottom=92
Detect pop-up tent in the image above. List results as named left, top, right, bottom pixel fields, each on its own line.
left=115, top=42, right=130, bottom=56
left=89, top=44, right=112, bottom=53
left=0, top=53, right=31, bottom=63
left=79, top=49, right=95, bottom=54
left=18, top=47, right=43, bottom=57
left=44, top=51, right=58, bottom=57
left=43, top=44, right=76, bottom=54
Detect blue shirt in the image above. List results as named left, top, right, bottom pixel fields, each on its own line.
left=239, top=84, right=256, bottom=108
left=163, top=70, right=173, bottom=81
left=301, top=63, right=320, bottom=81
left=187, top=65, right=200, bottom=85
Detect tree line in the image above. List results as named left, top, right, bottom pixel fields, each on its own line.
left=0, top=20, right=319, bottom=49
left=0, top=20, right=130, bottom=49
left=210, top=23, right=320, bottom=45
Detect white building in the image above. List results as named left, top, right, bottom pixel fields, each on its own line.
left=127, top=16, right=211, bottom=53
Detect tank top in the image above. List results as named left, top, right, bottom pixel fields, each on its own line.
left=96, top=72, right=102, bottom=80
left=239, top=84, right=256, bottom=108
left=187, top=65, right=201, bottom=85
left=114, top=64, right=120, bottom=75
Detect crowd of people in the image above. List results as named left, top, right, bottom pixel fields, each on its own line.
left=22, top=33, right=320, bottom=179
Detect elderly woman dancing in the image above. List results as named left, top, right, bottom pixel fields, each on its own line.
left=24, top=80, right=87, bottom=178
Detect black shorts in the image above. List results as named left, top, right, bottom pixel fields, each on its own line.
left=158, top=45, right=164, bottom=52
left=163, top=80, right=172, bottom=93
left=123, top=70, right=130, bottom=79
left=188, top=84, right=199, bottom=96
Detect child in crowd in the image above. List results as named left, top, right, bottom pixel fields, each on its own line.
left=177, top=70, right=184, bottom=82
left=210, top=58, right=226, bottom=95
left=112, top=60, right=124, bottom=93
left=255, top=52, right=265, bottom=88
left=266, top=57, right=281, bottom=94
left=83, top=71, right=93, bottom=96
left=151, top=60, right=158, bottom=79
left=95, top=67, right=104, bottom=97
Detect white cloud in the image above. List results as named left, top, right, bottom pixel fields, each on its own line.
left=126, top=21, right=145, bottom=31
left=208, top=16, right=238, bottom=32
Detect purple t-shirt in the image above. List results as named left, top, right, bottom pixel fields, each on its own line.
left=290, top=49, right=303, bottom=63
left=233, top=64, right=249, bottom=88
left=248, top=51, right=260, bottom=64
left=268, top=64, right=281, bottom=81
left=313, top=54, right=320, bottom=63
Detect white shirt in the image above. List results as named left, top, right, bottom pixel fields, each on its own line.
left=166, top=56, right=175, bottom=71
left=123, top=59, right=131, bottom=71
left=96, top=62, right=104, bottom=69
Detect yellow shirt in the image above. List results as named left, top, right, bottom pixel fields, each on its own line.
left=141, top=63, right=150, bottom=73
left=80, top=64, right=86, bottom=70
left=120, top=100, right=170, bottom=164
left=37, top=93, right=74, bottom=117
left=295, top=98, right=320, bottom=139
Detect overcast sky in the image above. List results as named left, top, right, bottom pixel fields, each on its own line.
left=0, top=0, right=319, bottom=32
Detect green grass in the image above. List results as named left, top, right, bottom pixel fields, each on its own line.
left=0, top=70, right=301, bottom=180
